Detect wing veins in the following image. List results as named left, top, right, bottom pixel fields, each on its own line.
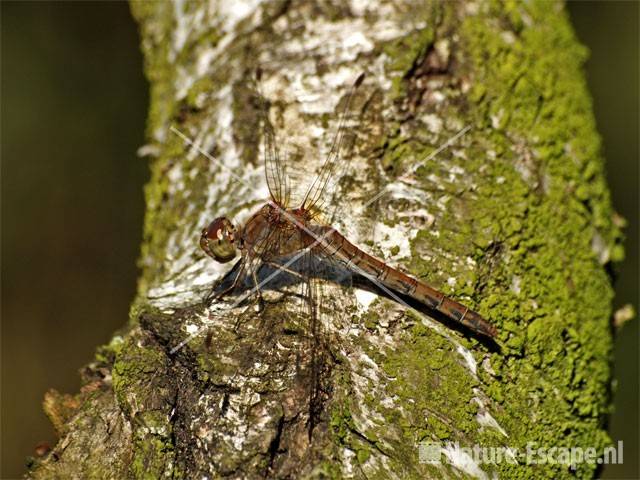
left=302, top=73, right=364, bottom=211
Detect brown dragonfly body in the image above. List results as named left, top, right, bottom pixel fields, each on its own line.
left=202, top=201, right=497, bottom=339
left=199, top=72, right=497, bottom=340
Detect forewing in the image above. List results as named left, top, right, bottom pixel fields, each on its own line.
left=262, top=108, right=290, bottom=207
left=254, top=72, right=290, bottom=207
left=301, top=73, right=365, bottom=213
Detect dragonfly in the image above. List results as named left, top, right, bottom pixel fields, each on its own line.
left=199, top=72, right=498, bottom=341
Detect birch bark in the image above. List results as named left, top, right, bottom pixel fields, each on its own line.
left=30, top=1, right=622, bottom=479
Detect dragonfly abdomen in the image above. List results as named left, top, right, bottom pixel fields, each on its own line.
left=310, top=226, right=497, bottom=339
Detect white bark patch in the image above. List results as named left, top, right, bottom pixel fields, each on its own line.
left=372, top=222, right=417, bottom=260
left=273, top=16, right=377, bottom=65
left=510, top=275, right=521, bottom=295
left=341, top=448, right=356, bottom=477
left=422, top=113, right=444, bottom=133
left=172, top=0, right=265, bottom=101
left=455, top=344, right=477, bottom=376
left=476, top=410, right=508, bottom=437
left=396, top=208, right=436, bottom=227
left=384, top=181, right=435, bottom=204
left=473, top=388, right=508, bottom=437
left=355, top=289, right=378, bottom=310
left=591, top=230, right=610, bottom=265
left=171, top=0, right=202, bottom=60
left=217, top=0, right=263, bottom=32
left=442, top=444, right=489, bottom=480
left=185, top=323, right=199, bottom=335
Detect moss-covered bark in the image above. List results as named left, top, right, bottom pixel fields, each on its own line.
left=29, top=1, right=622, bottom=478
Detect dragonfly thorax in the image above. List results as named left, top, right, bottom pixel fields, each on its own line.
left=200, top=217, right=238, bottom=263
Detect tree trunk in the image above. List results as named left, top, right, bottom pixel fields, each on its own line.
left=30, top=1, right=622, bottom=479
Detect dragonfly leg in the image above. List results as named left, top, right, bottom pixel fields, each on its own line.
left=231, top=263, right=265, bottom=332
left=249, top=267, right=265, bottom=313
left=206, top=260, right=246, bottom=306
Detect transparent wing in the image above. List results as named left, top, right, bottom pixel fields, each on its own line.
left=262, top=108, right=291, bottom=208
left=296, top=236, right=329, bottom=432
left=301, top=73, right=365, bottom=213
left=253, top=69, right=291, bottom=208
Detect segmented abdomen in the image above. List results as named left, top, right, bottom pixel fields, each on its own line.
left=309, top=225, right=497, bottom=339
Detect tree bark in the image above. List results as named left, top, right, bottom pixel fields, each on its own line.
left=30, top=1, right=623, bottom=479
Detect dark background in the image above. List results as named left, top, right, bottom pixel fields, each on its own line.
left=1, top=2, right=637, bottom=478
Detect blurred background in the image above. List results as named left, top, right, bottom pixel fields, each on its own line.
left=1, top=2, right=148, bottom=477
left=1, top=2, right=637, bottom=478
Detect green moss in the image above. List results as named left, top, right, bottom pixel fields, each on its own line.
left=129, top=1, right=175, bottom=138
left=329, top=401, right=355, bottom=446
left=444, top=1, right=616, bottom=477
left=94, top=334, right=125, bottom=364
left=358, top=1, right=621, bottom=478
left=130, top=434, right=177, bottom=480
left=382, top=324, right=480, bottom=439
left=112, top=333, right=177, bottom=478
left=126, top=1, right=620, bottom=477
left=129, top=2, right=231, bottom=298
left=383, top=23, right=435, bottom=99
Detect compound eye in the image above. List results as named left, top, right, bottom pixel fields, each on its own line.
left=200, top=217, right=237, bottom=263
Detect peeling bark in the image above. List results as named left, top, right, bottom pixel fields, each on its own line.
left=29, top=1, right=622, bottom=479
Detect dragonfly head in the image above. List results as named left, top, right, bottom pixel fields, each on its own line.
left=200, top=217, right=238, bottom=263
